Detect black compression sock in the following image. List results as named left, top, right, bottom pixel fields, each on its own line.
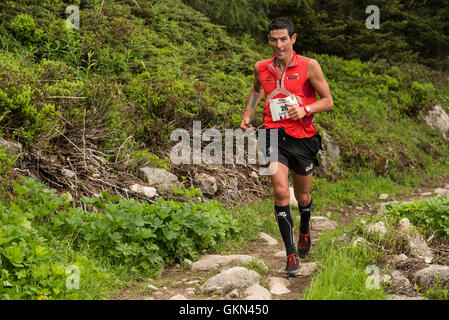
left=274, top=204, right=297, bottom=256
left=299, top=198, right=313, bottom=234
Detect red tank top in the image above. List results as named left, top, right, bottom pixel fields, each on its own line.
left=258, top=51, right=317, bottom=138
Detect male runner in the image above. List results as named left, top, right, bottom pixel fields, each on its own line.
left=240, top=17, right=333, bottom=277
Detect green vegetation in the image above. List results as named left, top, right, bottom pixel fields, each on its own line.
left=384, top=196, right=449, bottom=239
left=302, top=222, right=387, bottom=300
left=0, top=174, right=239, bottom=299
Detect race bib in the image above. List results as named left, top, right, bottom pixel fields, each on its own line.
left=269, top=95, right=298, bottom=121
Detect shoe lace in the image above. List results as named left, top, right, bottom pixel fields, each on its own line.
left=287, top=254, right=297, bottom=269
left=299, top=233, right=309, bottom=249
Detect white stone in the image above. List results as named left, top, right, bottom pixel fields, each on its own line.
left=434, top=188, right=447, bottom=195
left=138, top=167, right=181, bottom=192
left=390, top=270, right=413, bottom=294
left=62, top=168, right=76, bottom=178
left=310, top=216, right=338, bottom=231
left=378, top=193, right=389, bottom=200
left=387, top=295, right=424, bottom=300
left=226, top=289, right=241, bottom=299
left=408, top=235, right=434, bottom=263
left=169, top=294, right=189, bottom=300
left=147, top=284, right=158, bottom=290
left=367, top=221, right=388, bottom=237
left=289, top=187, right=298, bottom=208
left=191, top=254, right=255, bottom=271
left=268, top=277, right=290, bottom=295
left=129, top=184, right=157, bottom=198
left=352, top=236, right=368, bottom=248
left=199, top=267, right=260, bottom=295
left=398, top=218, right=414, bottom=234
left=244, top=284, right=272, bottom=300
left=422, top=104, right=449, bottom=140
left=413, top=265, right=449, bottom=291
left=300, top=262, right=317, bottom=276
left=259, top=232, right=278, bottom=246
left=0, top=138, right=22, bottom=155
left=194, top=173, right=218, bottom=196
left=421, top=192, right=432, bottom=197
left=274, top=251, right=285, bottom=258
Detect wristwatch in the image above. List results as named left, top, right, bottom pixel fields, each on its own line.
left=303, top=105, right=312, bottom=116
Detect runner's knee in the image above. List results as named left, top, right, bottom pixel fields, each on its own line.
left=295, top=191, right=311, bottom=207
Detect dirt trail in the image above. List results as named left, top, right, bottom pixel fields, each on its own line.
left=111, top=176, right=449, bottom=300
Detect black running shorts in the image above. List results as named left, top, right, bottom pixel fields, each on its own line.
left=261, top=128, right=323, bottom=176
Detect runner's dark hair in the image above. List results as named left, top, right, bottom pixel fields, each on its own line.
left=268, top=17, right=295, bottom=38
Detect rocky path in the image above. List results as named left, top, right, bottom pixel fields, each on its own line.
left=111, top=181, right=449, bottom=301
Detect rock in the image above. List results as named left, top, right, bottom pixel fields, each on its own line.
left=185, top=280, right=199, bottom=285
left=413, top=265, right=449, bottom=291
left=315, top=130, right=344, bottom=178
left=244, top=284, right=272, bottom=300
left=396, top=218, right=434, bottom=263
left=387, top=294, right=425, bottom=300
left=378, top=193, right=389, bottom=200
left=138, top=167, right=181, bottom=193
left=289, top=187, right=298, bottom=208
left=226, top=289, right=241, bottom=299
left=352, top=236, right=368, bottom=248
left=0, top=138, right=22, bottom=155
left=62, top=168, right=76, bottom=178
left=194, top=173, right=218, bottom=196
left=434, top=188, right=447, bottom=195
left=439, top=190, right=449, bottom=197
left=421, top=192, right=432, bottom=197
left=183, top=258, right=193, bottom=268
left=144, top=297, right=154, bottom=300
left=408, top=234, right=434, bottom=263
left=274, top=251, right=285, bottom=258
left=300, top=262, right=317, bottom=276
left=169, top=294, right=189, bottom=300
left=250, top=171, right=258, bottom=181
left=268, top=277, right=290, bottom=295
left=191, top=254, right=255, bottom=271
left=147, top=284, right=158, bottom=290
left=63, top=192, right=74, bottom=202
left=259, top=232, right=278, bottom=246
left=385, top=254, right=409, bottom=267
left=398, top=218, right=414, bottom=235
left=380, top=274, right=392, bottom=285
left=367, top=221, right=388, bottom=237
left=422, top=104, right=449, bottom=140
left=185, top=288, right=196, bottom=295
left=129, top=184, right=157, bottom=198
left=390, top=270, right=413, bottom=294
left=199, top=266, right=260, bottom=295
left=330, top=233, right=349, bottom=244
left=310, top=216, right=338, bottom=231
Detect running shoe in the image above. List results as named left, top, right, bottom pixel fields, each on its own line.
left=284, top=253, right=301, bottom=277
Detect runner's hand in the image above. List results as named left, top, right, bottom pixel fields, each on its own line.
left=240, top=117, right=254, bottom=131
left=286, top=103, right=306, bottom=121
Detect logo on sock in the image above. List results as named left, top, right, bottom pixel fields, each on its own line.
left=277, top=211, right=287, bottom=218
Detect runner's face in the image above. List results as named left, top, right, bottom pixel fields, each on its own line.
left=268, top=29, right=296, bottom=61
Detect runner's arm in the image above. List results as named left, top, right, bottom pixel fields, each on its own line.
left=240, top=62, right=263, bottom=131
left=305, top=59, right=333, bottom=114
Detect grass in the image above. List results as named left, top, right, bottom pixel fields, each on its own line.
left=302, top=224, right=387, bottom=300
